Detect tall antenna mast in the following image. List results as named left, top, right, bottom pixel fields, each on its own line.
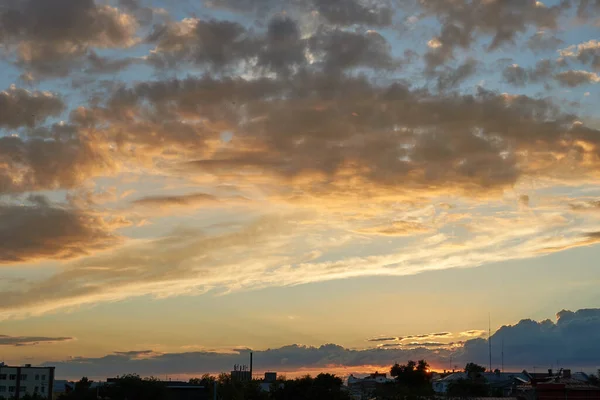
left=488, top=313, right=492, bottom=372
left=501, top=334, right=504, bottom=373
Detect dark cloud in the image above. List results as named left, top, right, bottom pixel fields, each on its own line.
left=47, top=344, right=442, bottom=379
left=146, top=15, right=397, bottom=75
left=436, top=59, right=478, bottom=91
left=308, top=28, right=397, bottom=72
left=0, top=86, right=64, bottom=129
left=420, top=0, right=567, bottom=69
left=146, top=18, right=253, bottom=71
left=459, top=308, right=600, bottom=367
left=204, top=0, right=393, bottom=27
left=502, top=59, right=556, bottom=86
left=0, top=195, right=120, bottom=264
left=89, top=70, right=600, bottom=197
left=257, top=16, right=305, bottom=76
left=367, top=337, right=398, bottom=342
left=85, top=51, right=138, bottom=74
left=132, top=193, right=219, bottom=207
left=312, top=0, right=393, bottom=27
left=576, top=0, right=600, bottom=19
left=0, top=334, right=73, bottom=346
left=526, top=31, right=564, bottom=53
left=0, top=124, right=112, bottom=194
left=0, top=0, right=137, bottom=76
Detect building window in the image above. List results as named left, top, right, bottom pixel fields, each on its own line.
left=20, top=374, right=27, bottom=380
left=35, top=374, right=39, bottom=380
left=35, top=386, right=39, bottom=392
left=0, top=386, right=6, bottom=392
left=0, top=374, right=6, bottom=380
left=19, top=386, right=26, bottom=392
left=9, top=375, right=16, bottom=380
left=8, top=386, right=15, bottom=393
left=41, top=375, right=46, bottom=380
left=40, top=386, right=45, bottom=393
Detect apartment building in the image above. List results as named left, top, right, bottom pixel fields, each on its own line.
left=0, top=363, right=55, bottom=399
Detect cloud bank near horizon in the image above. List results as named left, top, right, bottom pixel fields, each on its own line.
left=41, top=308, right=600, bottom=379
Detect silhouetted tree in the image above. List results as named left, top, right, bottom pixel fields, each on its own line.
left=589, top=374, right=600, bottom=387
left=100, top=374, right=169, bottom=400
left=390, top=360, right=432, bottom=389
left=464, top=362, right=486, bottom=377
left=270, top=373, right=350, bottom=400
left=57, top=377, right=99, bottom=400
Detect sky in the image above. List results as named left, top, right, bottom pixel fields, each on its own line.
left=1, top=0, right=600, bottom=380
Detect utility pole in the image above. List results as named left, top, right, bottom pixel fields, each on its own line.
left=501, top=335, right=504, bottom=373
left=488, top=314, right=492, bottom=372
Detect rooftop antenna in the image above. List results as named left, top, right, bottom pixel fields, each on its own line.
left=488, top=313, right=492, bottom=372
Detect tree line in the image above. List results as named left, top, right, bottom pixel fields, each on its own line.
left=18, top=360, right=599, bottom=400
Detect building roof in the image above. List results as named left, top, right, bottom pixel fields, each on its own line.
left=536, top=377, right=600, bottom=390
left=483, top=372, right=529, bottom=384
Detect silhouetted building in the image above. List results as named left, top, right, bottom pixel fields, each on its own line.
left=165, top=382, right=209, bottom=400
left=230, top=370, right=252, bottom=382
left=348, top=371, right=392, bottom=395
left=0, top=362, right=55, bottom=399
left=264, top=372, right=277, bottom=383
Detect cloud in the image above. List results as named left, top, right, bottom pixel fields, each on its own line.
left=3, top=0, right=600, bottom=323
left=354, top=221, right=431, bottom=236
left=0, top=195, right=121, bottom=264
left=0, top=124, right=113, bottom=194
left=0, top=86, right=64, bottom=129
left=4, top=195, right=600, bottom=319
left=97, top=73, right=599, bottom=198
left=555, top=70, right=600, bottom=87
left=146, top=15, right=397, bottom=74
left=39, top=308, right=600, bottom=378
left=459, top=308, right=600, bottom=367
left=527, top=30, right=564, bottom=52
left=436, top=59, right=478, bottom=91
left=132, top=192, right=219, bottom=207
left=46, top=343, right=443, bottom=379
left=502, top=60, right=556, bottom=86
left=0, top=0, right=138, bottom=77
left=569, top=199, right=600, bottom=211
left=559, top=40, right=600, bottom=71
left=367, top=337, right=398, bottom=342
left=420, top=0, right=567, bottom=69
left=0, top=334, right=73, bottom=347
left=312, top=0, right=393, bottom=27
left=146, top=18, right=253, bottom=71
left=204, top=0, right=394, bottom=27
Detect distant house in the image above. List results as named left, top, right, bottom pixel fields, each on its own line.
left=432, top=372, right=469, bottom=394
left=347, top=371, right=392, bottom=397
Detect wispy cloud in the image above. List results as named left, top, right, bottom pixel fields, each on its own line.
left=0, top=335, right=73, bottom=347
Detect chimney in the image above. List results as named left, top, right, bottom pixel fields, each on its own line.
left=563, top=369, right=571, bottom=379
